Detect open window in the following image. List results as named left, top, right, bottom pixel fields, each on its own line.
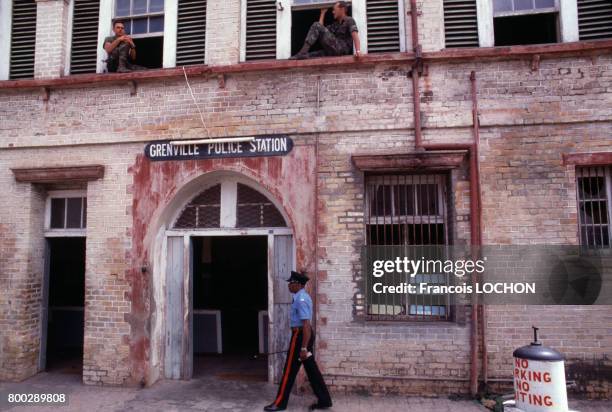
left=114, top=0, right=165, bottom=69
left=493, top=0, right=560, bottom=46
left=291, top=3, right=345, bottom=56
left=243, top=0, right=376, bottom=62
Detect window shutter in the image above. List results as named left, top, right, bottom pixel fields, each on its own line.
left=443, top=0, right=479, bottom=48
left=578, top=0, right=612, bottom=41
left=245, top=0, right=276, bottom=61
left=10, top=0, right=37, bottom=80
left=366, top=0, right=400, bottom=53
left=176, top=0, right=207, bottom=66
left=70, top=0, right=100, bottom=74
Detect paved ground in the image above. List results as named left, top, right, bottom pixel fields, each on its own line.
left=1, top=372, right=610, bottom=412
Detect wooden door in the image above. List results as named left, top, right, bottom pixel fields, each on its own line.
left=164, top=236, right=192, bottom=379
left=39, top=238, right=51, bottom=371
left=268, top=234, right=294, bottom=383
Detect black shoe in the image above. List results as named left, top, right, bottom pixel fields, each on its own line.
left=309, top=402, right=332, bottom=410
left=263, top=403, right=286, bottom=411
left=288, top=52, right=308, bottom=60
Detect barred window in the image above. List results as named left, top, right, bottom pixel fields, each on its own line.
left=174, top=184, right=221, bottom=229
left=363, top=174, right=451, bottom=321
left=366, top=175, right=448, bottom=246
left=576, top=166, right=612, bottom=248
left=237, top=183, right=286, bottom=228
left=173, top=182, right=287, bottom=229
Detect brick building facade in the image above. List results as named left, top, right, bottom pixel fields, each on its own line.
left=0, top=0, right=611, bottom=400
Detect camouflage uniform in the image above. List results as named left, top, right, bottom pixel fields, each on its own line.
left=300, top=17, right=358, bottom=58
left=102, top=36, right=145, bottom=73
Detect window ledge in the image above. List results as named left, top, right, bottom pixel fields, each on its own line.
left=563, top=151, right=612, bottom=166
left=11, top=165, right=105, bottom=183
left=352, top=151, right=468, bottom=172
left=0, top=40, right=611, bottom=91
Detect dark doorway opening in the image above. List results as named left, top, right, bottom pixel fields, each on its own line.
left=291, top=7, right=353, bottom=56
left=45, top=237, right=85, bottom=374
left=132, top=36, right=164, bottom=69
left=192, top=236, right=268, bottom=381
left=494, top=13, right=558, bottom=46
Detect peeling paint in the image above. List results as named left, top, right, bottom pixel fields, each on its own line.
left=127, top=145, right=317, bottom=384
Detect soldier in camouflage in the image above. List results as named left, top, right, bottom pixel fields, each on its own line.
left=290, top=1, right=362, bottom=60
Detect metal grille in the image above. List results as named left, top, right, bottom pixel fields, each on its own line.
left=577, top=0, right=612, bottom=40
left=245, top=0, right=276, bottom=61
left=366, top=0, right=400, bottom=53
left=70, top=0, right=100, bottom=74
left=576, top=166, right=612, bottom=248
left=174, top=184, right=221, bottom=228
left=364, top=174, right=451, bottom=321
left=443, top=0, right=479, bottom=48
left=176, top=0, right=206, bottom=66
left=9, top=0, right=37, bottom=80
left=237, top=183, right=286, bottom=227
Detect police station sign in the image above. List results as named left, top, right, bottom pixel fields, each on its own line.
left=144, top=135, right=293, bottom=161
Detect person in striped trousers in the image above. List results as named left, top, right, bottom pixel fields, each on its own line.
left=264, top=271, right=332, bottom=411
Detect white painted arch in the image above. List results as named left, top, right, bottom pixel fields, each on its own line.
left=147, top=170, right=295, bottom=385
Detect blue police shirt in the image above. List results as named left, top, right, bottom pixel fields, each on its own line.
left=290, top=288, right=312, bottom=327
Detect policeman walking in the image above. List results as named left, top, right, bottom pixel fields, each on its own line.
left=264, top=271, right=333, bottom=411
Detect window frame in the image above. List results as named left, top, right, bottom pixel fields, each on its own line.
left=361, top=173, right=453, bottom=322
left=492, top=0, right=559, bottom=18
left=114, top=0, right=165, bottom=38
left=240, top=0, right=408, bottom=62
left=575, top=166, right=612, bottom=249
left=96, top=0, right=177, bottom=73
left=0, top=0, right=13, bottom=80
left=45, top=190, right=88, bottom=237
left=475, top=0, right=579, bottom=47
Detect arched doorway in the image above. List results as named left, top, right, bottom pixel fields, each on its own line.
left=160, top=174, right=294, bottom=384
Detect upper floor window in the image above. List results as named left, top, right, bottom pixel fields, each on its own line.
left=70, top=0, right=102, bottom=75
left=577, top=0, right=612, bottom=41
left=443, top=0, right=480, bottom=48
left=8, top=0, right=37, bottom=80
left=242, top=0, right=403, bottom=62
left=115, top=0, right=165, bottom=36
left=493, top=0, right=560, bottom=46
left=114, top=0, right=165, bottom=68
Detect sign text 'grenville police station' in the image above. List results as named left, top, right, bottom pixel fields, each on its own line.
left=144, top=135, right=293, bottom=161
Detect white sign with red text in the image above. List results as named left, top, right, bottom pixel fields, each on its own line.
left=513, top=357, right=569, bottom=412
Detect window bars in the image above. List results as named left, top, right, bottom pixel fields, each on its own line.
left=576, top=166, right=612, bottom=248
left=363, top=174, right=451, bottom=321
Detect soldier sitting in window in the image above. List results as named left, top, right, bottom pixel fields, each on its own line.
left=103, top=20, right=146, bottom=73
left=290, top=1, right=362, bottom=60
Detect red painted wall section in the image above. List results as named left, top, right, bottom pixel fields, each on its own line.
left=127, top=145, right=316, bottom=384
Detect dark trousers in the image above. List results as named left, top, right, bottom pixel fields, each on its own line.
left=106, top=42, right=145, bottom=72
left=271, top=328, right=332, bottom=408
left=302, top=22, right=351, bottom=58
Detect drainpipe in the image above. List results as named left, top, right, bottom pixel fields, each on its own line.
left=408, top=0, right=483, bottom=397
left=409, top=0, right=423, bottom=149
left=411, top=48, right=487, bottom=396
left=470, top=72, right=487, bottom=387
